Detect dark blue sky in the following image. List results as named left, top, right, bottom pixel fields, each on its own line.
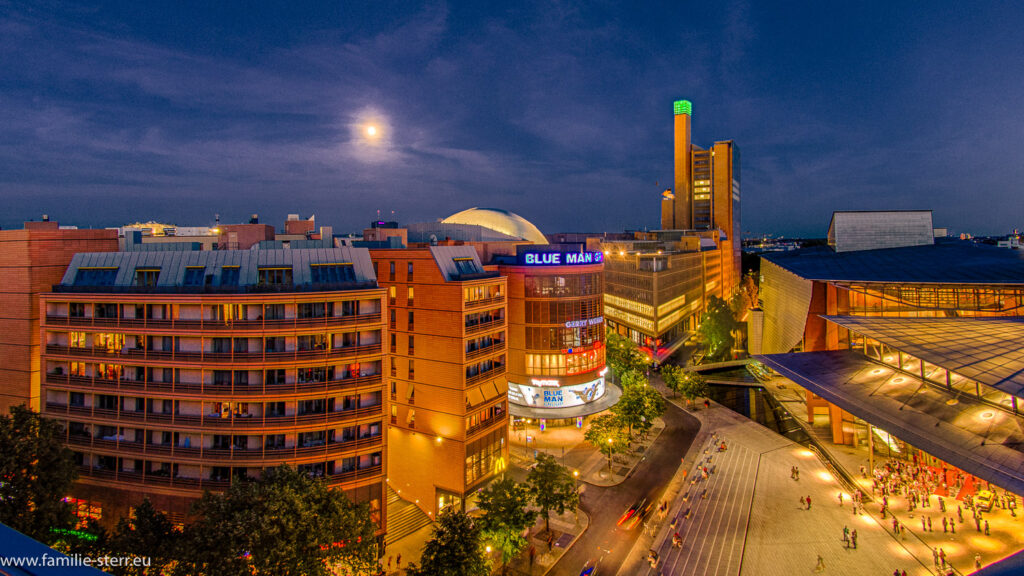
left=2, top=1, right=1022, bottom=237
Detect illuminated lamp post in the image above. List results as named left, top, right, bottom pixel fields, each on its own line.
left=573, top=470, right=580, bottom=524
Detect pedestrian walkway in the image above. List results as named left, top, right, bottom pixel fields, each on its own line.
left=768, top=375, right=1024, bottom=574
left=619, top=374, right=933, bottom=576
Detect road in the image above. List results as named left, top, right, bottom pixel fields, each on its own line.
left=547, top=400, right=700, bottom=576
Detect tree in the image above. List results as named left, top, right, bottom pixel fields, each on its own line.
left=0, top=405, right=77, bottom=542
left=407, top=508, right=489, bottom=576
left=618, top=369, right=648, bottom=390
left=477, top=477, right=536, bottom=575
left=178, top=465, right=378, bottom=576
left=605, top=330, right=649, bottom=377
left=697, top=295, right=738, bottom=362
left=583, top=414, right=629, bottom=470
left=661, top=364, right=685, bottom=398
left=611, top=384, right=665, bottom=438
left=108, top=498, right=181, bottom=576
left=526, top=454, right=579, bottom=534
left=677, top=371, right=709, bottom=406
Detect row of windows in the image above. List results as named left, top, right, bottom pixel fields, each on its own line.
left=60, top=300, right=375, bottom=321
left=525, top=347, right=605, bottom=376
left=524, top=273, right=603, bottom=298
left=524, top=298, right=602, bottom=325
left=66, top=420, right=382, bottom=449
left=53, top=331, right=380, bottom=354
left=73, top=264, right=356, bottom=288
left=55, top=392, right=383, bottom=416
left=51, top=362, right=377, bottom=386
left=524, top=325, right=603, bottom=351
left=76, top=451, right=382, bottom=480
left=465, top=428, right=505, bottom=486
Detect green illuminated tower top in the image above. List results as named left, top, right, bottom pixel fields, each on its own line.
left=673, top=99, right=692, bottom=116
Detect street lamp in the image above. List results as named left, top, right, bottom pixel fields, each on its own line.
left=573, top=470, right=580, bottom=524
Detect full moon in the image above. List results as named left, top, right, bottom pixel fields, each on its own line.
left=366, top=125, right=377, bottom=136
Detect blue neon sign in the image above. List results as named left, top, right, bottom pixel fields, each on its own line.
left=522, top=251, right=603, bottom=266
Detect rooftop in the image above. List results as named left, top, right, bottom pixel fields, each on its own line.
left=761, top=239, right=1024, bottom=285
left=823, top=315, right=1024, bottom=395
left=758, top=350, right=1024, bottom=496
left=56, top=248, right=378, bottom=293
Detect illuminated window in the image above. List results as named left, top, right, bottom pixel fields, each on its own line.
left=69, top=332, right=87, bottom=348
left=135, top=268, right=161, bottom=287
left=408, top=286, right=414, bottom=306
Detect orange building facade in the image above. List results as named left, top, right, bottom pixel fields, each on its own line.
left=0, top=221, right=118, bottom=414
left=368, top=246, right=508, bottom=516
left=39, top=248, right=387, bottom=533
left=497, top=245, right=615, bottom=424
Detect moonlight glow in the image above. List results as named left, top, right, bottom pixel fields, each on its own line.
left=366, top=125, right=377, bottom=137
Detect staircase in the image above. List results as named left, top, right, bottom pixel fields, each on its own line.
left=385, top=486, right=433, bottom=546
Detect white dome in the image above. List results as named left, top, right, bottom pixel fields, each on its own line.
left=441, top=207, right=548, bottom=245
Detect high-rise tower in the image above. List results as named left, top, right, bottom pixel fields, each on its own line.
left=660, top=99, right=741, bottom=291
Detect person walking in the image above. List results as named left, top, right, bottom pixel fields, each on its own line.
left=942, top=516, right=948, bottom=533
left=927, top=516, right=932, bottom=532
left=815, top=555, right=825, bottom=573
left=851, top=530, right=858, bottom=549
left=985, top=520, right=990, bottom=535
left=921, top=517, right=927, bottom=531
left=807, top=495, right=812, bottom=510
left=950, top=517, right=956, bottom=534
left=396, top=554, right=402, bottom=570
left=801, top=495, right=806, bottom=508
left=838, top=492, right=843, bottom=507
left=975, top=553, right=982, bottom=569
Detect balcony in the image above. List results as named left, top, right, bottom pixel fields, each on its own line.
left=464, top=294, right=506, bottom=310
left=466, top=364, right=506, bottom=386
left=44, top=312, right=383, bottom=332
left=464, top=317, right=505, bottom=336
left=467, top=411, right=508, bottom=437
left=44, top=373, right=383, bottom=398
left=465, top=340, right=506, bottom=361
left=45, top=402, right=384, bottom=430
left=75, top=464, right=383, bottom=491
left=68, top=434, right=382, bottom=463
left=44, top=343, right=383, bottom=365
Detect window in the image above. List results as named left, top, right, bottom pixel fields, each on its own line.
left=453, top=257, right=479, bottom=275
left=408, top=359, right=415, bottom=379
left=390, top=381, right=397, bottom=398
left=220, top=266, right=240, bottom=286
left=183, top=267, right=205, bottom=287
left=390, top=334, right=396, bottom=354
left=264, top=369, right=286, bottom=385
left=389, top=261, right=395, bottom=281
left=406, top=381, right=415, bottom=402
left=69, top=303, right=86, bottom=318
left=69, top=332, right=87, bottom=348
left=389, top=309, right=396, bottom=329
left=258, top=267, right=293, bottom=287
left=407, top=262, right=414, bottom=280
left=407, top=311, right=414, bottom=331
left=298, top=302, right=329, bottom=318
left=388, top=286, right=396, bottom=306
left=390, top=357, right=397, bottom=377
left=74, top=268, right=118, bottom=286
left=408, top=335, right=415, bottom=355
left=407, top=286, right=414, bottom=306
left=390, top=405, right=398, bottom=424
left=263, top=304, right=285, bottom=320
left=407, top=408, right=415, bottom=427
left=311, top=264, right=355, bottom=284
left=135, top=268, right=160, bottom=287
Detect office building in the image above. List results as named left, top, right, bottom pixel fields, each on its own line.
left=660, top=100, right=741, bottom=292
left=39, top=248, right=388, bottom=534
left=0, top=220, right=118, bottom=413
left=367, top=245, right=508, bottom=518
left=495, top=244, right=615, bottom=423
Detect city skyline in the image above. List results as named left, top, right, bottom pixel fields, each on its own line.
left=3, top=2, right=1024, bottom=237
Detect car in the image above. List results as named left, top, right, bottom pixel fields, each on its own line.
left=976, top=490, right=995, bottom=512
left=617, top=497, right=647, bottom=527
left=578, top=560, right=599, bottom=576
left=625, top=500, right=654, bottom=531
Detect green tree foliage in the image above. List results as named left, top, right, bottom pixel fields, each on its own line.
left=0, top=405, right=77, bottom=542
left=697, top=295, right=738, bottom=362
left=108, top=499, right=180, bottom=576
left=669, top=370, right=708, bottom=406
left=611, top=384, right=665, bottom=437
left=661, top=364, right=684, bottom=398
left=583, top=414, right=629, bottom=469
left=407, top=508, right=490, bottom=576
left=605, top=330, right=649, bottom=377
left=477, top=477, right=537, bottom=575
left=526, top=454, right=579, bottom=534
left=178, top=465, right=378, bottom=576
left=618, top=369, right=648, bottom=390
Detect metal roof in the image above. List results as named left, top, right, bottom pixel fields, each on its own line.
left=758, top=350, right=1024, bottom=496
left=760, top=239, right=1024, bottom=285
left=822, top=315, right=1024, bottom=395
left=58, top=248, right=378, bottom=292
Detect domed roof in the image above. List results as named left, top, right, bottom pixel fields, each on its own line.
left=441, top=207, right=548, bottom=245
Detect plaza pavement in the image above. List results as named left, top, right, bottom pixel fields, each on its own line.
left=620, top=375, right=934, bottom=576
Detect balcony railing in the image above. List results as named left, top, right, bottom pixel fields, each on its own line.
left=75, top=464, right=383, bottom=492
left=463, top=294, right=506, bottom=310
left=45, top=402, right=383, bottom=430
left=44, top=311, right=383, bottom=331
left=44, top=373, right=383, bottom=397
left=466, top=412, right=508, bottom=437
left=464, top=317, right=505, bottom=336
left=67, top=434, right=382, bottom=463
left=44, top=343, right=383, bottom=364
left=465, top=341, right=506, bottom=361
left=465, top=364, right=506, bottom=386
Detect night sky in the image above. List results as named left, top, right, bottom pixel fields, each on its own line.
left=2, top=1, right=1023, bottom=237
